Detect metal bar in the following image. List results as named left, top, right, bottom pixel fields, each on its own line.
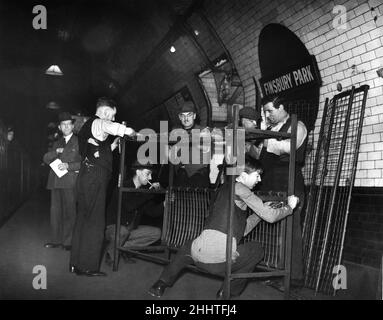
left=283, top=113, right=297, bottom=299
left=119, top=187, right=166, bottom=194
left=223, top=104, right=239, bottom=300
left=305, top=99, right=337, bottom=285
left=334, top=85, right=369, bottom=295
left=302, top=98, right=329, bottom=248
left=315, top=87, right=356, bottom=293
left=161, top=190, right=169, bottom=244
left=231, top=271, right=287, bottom=279
left=113, top=136, right=127, bottom=271
left=245, top=128, right=292, bottom=139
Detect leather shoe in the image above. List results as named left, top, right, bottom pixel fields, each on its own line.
left=44, top=243, right=62, bottom=249
left=81, top=270, right=107, bottom=277
left=62, top=245, right=72, bottom=251
left=148, top=280, right=169, bottom=298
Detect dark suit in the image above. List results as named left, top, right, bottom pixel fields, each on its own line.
left=43, top=135, right=81, bottom=246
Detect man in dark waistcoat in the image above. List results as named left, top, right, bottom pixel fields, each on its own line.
left=148, top=157, right=299, bottom=298
left=43, top=112, right=81, bottom=250
left=255, top=95, right=308, bottom=289
left=69, top=97, right=136, bottom=277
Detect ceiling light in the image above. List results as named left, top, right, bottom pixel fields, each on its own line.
left=45, top=65, right=64, bottom=76
left=46, top=101, right=60, bottom=110
left=194, top=30, right=199, bottom=36
left=170, top=46, right=176, bottom=53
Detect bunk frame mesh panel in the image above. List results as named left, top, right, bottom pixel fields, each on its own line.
left=243, top=218, right=286, bottom=269
left=162, top=188, right=212, bottom=248
left=302, top=85, right=369, bottom=295
left=162, top=187, right=289, bottom=270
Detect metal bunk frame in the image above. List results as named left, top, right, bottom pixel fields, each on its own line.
left=112, top=105, right=297, bottom=300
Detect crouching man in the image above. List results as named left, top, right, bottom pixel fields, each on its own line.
left=148, top=157, right=298, bottom=299
left=104, top=162, right=163, bottom=266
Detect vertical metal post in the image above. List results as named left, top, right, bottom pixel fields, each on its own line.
left=113, top=136, right=126, bottom=271
left=315, top=87, right=356, bottom=293
left=305, top=98, right=337, bottom=286
left=334, top=86, right=369, bottom=295
left=20, top=155, right=24, bottom=200
left=302, top=98, right=329, bottom=271
left=283, top=114, right=297, bottom=299
left=223, top=104, right=239, bottom=300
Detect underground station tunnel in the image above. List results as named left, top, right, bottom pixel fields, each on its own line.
left=0, top=0, right=382, bottom=303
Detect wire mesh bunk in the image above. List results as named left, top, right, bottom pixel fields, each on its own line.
left=302, top=85, right=369, bottom=295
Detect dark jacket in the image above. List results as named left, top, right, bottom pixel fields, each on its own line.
left=106, top=178, right=161, bottom=227
left=43, top=135, right=81, bottom=189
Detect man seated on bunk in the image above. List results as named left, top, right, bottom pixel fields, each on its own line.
left=148, top=156, right=299, bottom=299
left=104, top=161, right=163, bottom=266
left=171, top=100, right=211, bottom=188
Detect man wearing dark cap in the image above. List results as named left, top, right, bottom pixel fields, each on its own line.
left=171, top=100, right=210, bottom=187
left=43, top=112, right=81, bottom=250
left=177, top=100, right=200, bottom=132
left=104, top=161, right=163, bottom=266
left=239, top=106, right=260, bottom=130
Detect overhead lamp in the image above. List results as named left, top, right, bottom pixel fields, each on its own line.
left=46, top=101, right=60, bottom=110
left=194, top=30, right=199, bottom=36
left=45, top=65, right=64, bottom=76
left=170, top=46, right=176, bottom=53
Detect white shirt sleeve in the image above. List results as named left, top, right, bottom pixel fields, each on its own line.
left=91, top=119, right=131, bottom=141
left=266, top=121, right=307, bottom=156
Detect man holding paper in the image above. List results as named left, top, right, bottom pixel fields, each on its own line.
left=43, top=112, right=81, bottom=251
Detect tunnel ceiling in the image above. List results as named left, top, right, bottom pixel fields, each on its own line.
left=0, top=0, right=195, bottom=118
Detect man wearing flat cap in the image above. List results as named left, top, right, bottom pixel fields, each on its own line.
left=104, top=161, right=163, bottom=266
left=239, top=107, right=260, bottom=131
left=177, top=100, right=200, bottom=132
left=43, top=112, right=81, bottom=251
left=171, top=100, right=210, bottom=187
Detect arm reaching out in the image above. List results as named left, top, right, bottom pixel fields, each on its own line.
left=235, top=182, right=296, bottom=223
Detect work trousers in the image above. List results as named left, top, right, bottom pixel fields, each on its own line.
left=50, top=188, right=76, bottom=246
left=70, top=165, right=110, bottom=271
left=159, top=239, right=264, bottom=296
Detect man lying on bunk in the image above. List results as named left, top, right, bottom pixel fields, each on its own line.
left=148, top=156, right=299, bottom=299
left=104, top=161, right=164, bottom=266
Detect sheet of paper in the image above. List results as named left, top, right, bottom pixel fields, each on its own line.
left=49, top=158, right=68, bottom=178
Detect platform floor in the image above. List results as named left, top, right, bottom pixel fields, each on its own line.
left=0, top=190, right=334, bottom=300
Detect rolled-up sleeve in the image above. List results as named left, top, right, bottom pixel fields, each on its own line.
left=91, top=119, right=128, bottom=140
left=235, top=183, right=292, bottom=223
left=266, top=121, right=307, bottom=156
